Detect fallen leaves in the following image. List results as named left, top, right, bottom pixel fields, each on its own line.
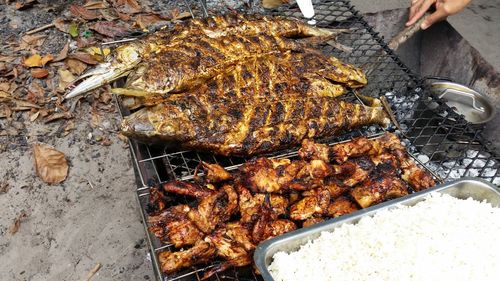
left=114, top=0, right=142, bottom=15
left=53, top=42, right=69, bottom=62
left=84, top=0, right=108, bottom=10
left=57, top=68, right=76, bottom=92
left=32, top=143, right=69, bottom=184
left=31, top=68, right=49, bottom=78
left=70, top=4, right=101, bottom=21
left=135, top=14, right=168, bottom=29
left=90, top=21, right=127, bottom=37
left=9, top=211, right=28, bottom=235
left=23, top=54, right=53, bottom=68
left=66, top=59, right=88, bottom=75
left=15, top=0, right=37, bottom=10
left=68, top=52, right=99, bottom=65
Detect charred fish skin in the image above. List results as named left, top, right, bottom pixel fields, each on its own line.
left=65, top=14, right=339, bottom=99
left=121, top=96, right=389, bottom=156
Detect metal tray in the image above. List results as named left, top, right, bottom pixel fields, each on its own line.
left=254, top=177, right=500, bottom=281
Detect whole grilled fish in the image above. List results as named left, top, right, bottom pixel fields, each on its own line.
left=118, top=51, right=366, bottom=109
left=65, top=14, right=340, bottom=98
left=120, top=96, right=389, bottom=156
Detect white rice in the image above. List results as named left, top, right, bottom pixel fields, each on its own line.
left=269, top=193, right=500, bottom=281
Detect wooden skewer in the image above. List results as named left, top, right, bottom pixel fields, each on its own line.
left=83, top=263, right=101, bottom=281
left=25, top=23, right=55, bottom=35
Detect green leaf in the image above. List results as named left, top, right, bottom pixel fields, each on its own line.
left=82, top=30, right=93, bottom=38
left=68, top=23, right=79, bottom=38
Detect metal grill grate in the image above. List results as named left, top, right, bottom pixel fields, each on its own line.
left=116, top=1, right=500, bottom=280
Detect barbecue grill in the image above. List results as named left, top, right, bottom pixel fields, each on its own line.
left=114, top=1, right=500, bottom=280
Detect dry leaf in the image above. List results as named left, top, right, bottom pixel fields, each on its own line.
left=99, top=8, right=119, bottom=21
left=24, top=54, right=53, bottom=68
left=30, top=111, right=40, bottom=121
left=0, top=55, right=16, bottom=62
left=57, top=68, right=76, bottom=92
left=90, top=21, right=127, bottom=37
left=23, top=54, right=42, bottom=67
left=44, top=111, right=73, bottom=123
left=84, top=0, right=108, bottom=9
left=31, top=68, right=49, bottom=78
left=172, top=11, right=192, bottom=21
left=53, top=42, right=69, bottom=62
left=69, top=4, right=100, bottom=20
left=66, top=59, right=87, bottom=75
left=135, top=14, right=167, bottom=29
left=53, top=18, right=69, bottom=33
left=33, top=143, right=68, bottom=184
left=0, top=82, right=10, bottom=92
left=21, top=34, right=46, bottom=46
left=15, top=0, right=37, bottom=10
left=68, top=52, right=98, bottom=65
left=85, top=46, right=110, bottom=57
left=114, top=0, right=142, bottom=14
left=262, top=0, right=288, bottom=9
left=9, top=211, right=28, bottom=235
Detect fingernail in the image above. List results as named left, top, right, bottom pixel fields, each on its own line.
left=421, top=22, right=428, bottom=30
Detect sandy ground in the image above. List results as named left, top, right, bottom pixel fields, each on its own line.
left=0, top=103, right=153, bottom=281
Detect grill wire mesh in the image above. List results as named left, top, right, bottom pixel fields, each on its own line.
left=115, top=0, right=500, bottom=280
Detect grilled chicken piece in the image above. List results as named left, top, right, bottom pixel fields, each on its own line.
left=351, top=163, right=409, bottom=208
left=261, top=219, right=297, bottom=241
left=391, top=149, right=436, bottom=191
left=342, top=157, right=376, bottom=187
left=303, top=217, right=325, bottom=228
left=147, top=186, right=169, bottom=214
left=326, top=196, right=360, bottom=218
left=299, top=132, right=405, bottom=163
left=66, top=13, right=341, bottom=98
left=162, top=181, right=215, bottom=198
left=187, top=185, right=239, bottom=233
left=148, top=204, right=191, bottom=239
left=166, top=219, right=205, bottom=248
left=195, top=162, right=232, bottom=183
left=159, top=240, right=216, bottom=274
left=237, top=186, right=288, bottom=223
left=290, top=187, right=330, bottom=220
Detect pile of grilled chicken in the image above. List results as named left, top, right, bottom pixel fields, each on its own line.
left=66, top=13, right=390, bottom=156
left=146, top=133, right=436, bottom=279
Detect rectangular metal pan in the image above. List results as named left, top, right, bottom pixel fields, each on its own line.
left=254, top=177, right=500, bottom=281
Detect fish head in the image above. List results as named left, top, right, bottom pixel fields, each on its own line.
left=65, top=41, right=147, bottom=99
left=120, top=104, right=195, bottom=142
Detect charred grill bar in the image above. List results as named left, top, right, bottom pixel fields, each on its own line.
left=115, top=0, right=500, bottom=280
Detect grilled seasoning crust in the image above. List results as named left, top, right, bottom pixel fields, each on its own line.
left=121, top=95, right=389, bottom=156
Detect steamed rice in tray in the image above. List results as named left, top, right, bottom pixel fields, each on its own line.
left=269, top=193, right=500, bottom=281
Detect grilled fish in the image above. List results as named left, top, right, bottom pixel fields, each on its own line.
left=117, top=51, right=366, bottom=108
left=121, top=96, right=389, bottom=156
left=65, top=14, right=340, bottom=98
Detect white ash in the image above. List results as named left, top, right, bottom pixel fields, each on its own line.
left=416, top=154, right=429, bottom=164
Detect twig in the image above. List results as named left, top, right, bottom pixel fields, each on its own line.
left=87, top=179, right=95, bottom=189
left=83, top=263, right=101, bottom=281
left=26, top=23, right=55, bottom=35
left=387, top=15, right=429, bottom=50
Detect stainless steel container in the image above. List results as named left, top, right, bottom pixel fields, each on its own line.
left=254, top=178, right=500, bottom=281
left=430, top=81, right=496, bottom=124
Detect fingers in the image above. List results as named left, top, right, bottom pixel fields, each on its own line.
left=408, top=0, right=424, bottom=22
left=421, top=8, right=448, bottom=29
left=406, top=0, right=436, bottom=26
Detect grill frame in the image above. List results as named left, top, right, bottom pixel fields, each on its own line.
left=113, top=1, right=500, bottom=280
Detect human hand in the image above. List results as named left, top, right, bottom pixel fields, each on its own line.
left=406, top=0, right=472, bottom=30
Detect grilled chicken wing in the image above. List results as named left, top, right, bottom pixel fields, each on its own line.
left=351, top=164, right=409, bottom=208
left=326, top=196, right=360, bottom=217
left=290, top=187, right=330, bottom=220
left=303, top=217, right=325, bottom=228
left=238, top=185, right=288, bottom=223
left=147, top=186, right=169, bottom=214
left=159, top=240, right=216, bottom=274
left=166, top=219, right=204, bottom=248
left=195, top=162, right=232, bottom=183
left=162, top=181, right=215, bottom=198
left=187, top=185, right=239, bottom=233
left=148, top=204, right=191, bottom=239
left=392, top=149, right=436, bottom=191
